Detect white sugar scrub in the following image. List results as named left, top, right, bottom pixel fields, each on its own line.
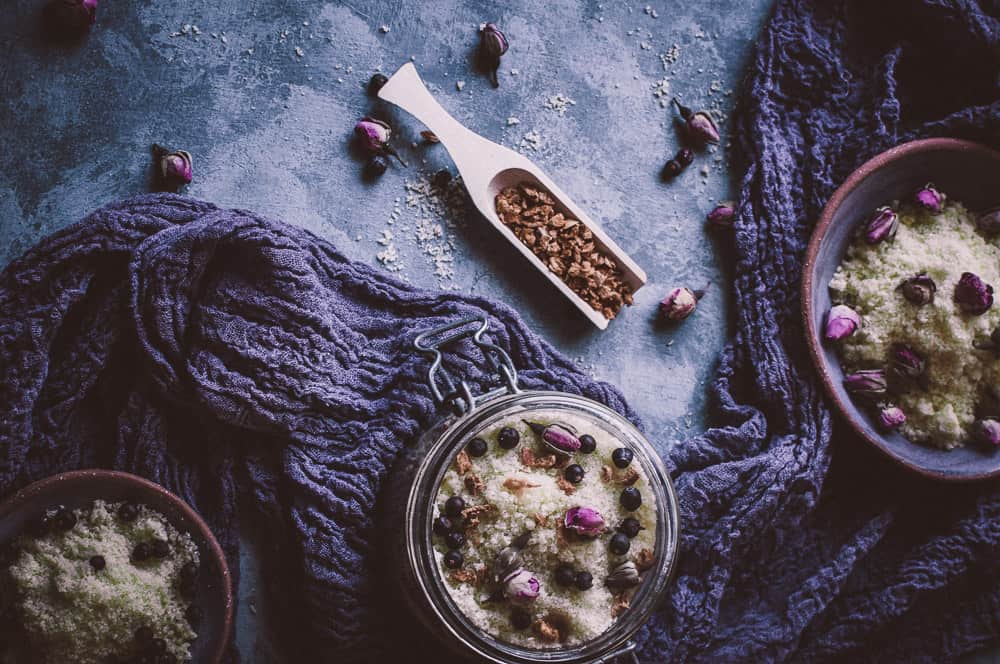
left=431, top=410, right=657, bottom=648
left=3, top=500, right=202, bottom=663
left=828, top=198, right=1000, bottom=448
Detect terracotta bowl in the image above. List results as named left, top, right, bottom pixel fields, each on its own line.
left=803, top=138, right=1000, bottom=482
left=0, top=470, right=233, bottom=661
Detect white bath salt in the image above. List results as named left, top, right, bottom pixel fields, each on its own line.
left=543, top=95, right=576, bottom=116
left=661, top=44, right=680, bottom=67
left=520, top=130, right=543, bottom=151
left=510, top=68, right=520, bottom=76
left=456, top=80, right=466, bottom=91
left=378, top=230, right=394, bottom=246
left=6, top=501, right=200, bottom=663
left=640, top=41, right=651, bottom=50
left=294, top=46, right=304, bottom=57
left=652, top=78, right=670, bottom=106
left=380, top=24, right=390, bottom=33
left=507, top=116, right=521, bottom=126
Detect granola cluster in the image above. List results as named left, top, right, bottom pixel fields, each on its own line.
left=495, top=184, right=634, bottom=320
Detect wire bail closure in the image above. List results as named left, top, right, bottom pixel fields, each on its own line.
left=413, top=316, right=521, bottom=415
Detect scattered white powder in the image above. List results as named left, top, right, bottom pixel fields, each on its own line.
left=829, top=201, right=1000, bottom=448
left=543, top=95, right=576, bottom=116
left=434, top=410, right=658, bottom=648
left=294, top=46, right=304, bottom=57
left=456, top=80, right=466, bottom=91
left=507, top=116, right=521, bottom=126
left=6, top=501, right=200, bottom=663
left=379, top=25, right=390, bottom=33
left=520, top=130, right=543, bottom=151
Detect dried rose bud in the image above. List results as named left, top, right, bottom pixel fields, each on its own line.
left=152, top=144, right=193, bottom=190
left=897, top=273, right=936, bottom=306
left=890, top=344, right=925, bottom=380
left=660, top=287, right=704, bottom=321
left=563, top=506, right=605, bottom=537
left=706, top=202, right=736, bottom=229
left=914, top=183, right=944, bottom=213
left=975, top=207, right=1000, bottom=236
left=354, top=117, right=406, bottom=166
left=824, top=304, right=860, bottom=341
left=672, top=99, right=719, bottom=144
left=972, top=418, right=1000, bottom=448
left=863, top=206, right=899, bottom=244
left=503, top=569, right=540, bottom=602
left=44, top=0, right=97, bottom=37
left=877, top=404, right=906, bottom=431
left=973, top=325, right=1000, bottom=356
left=480, top=23, right=509, bottom=88
left=605, top=561, right=641, bottom=590
left=843, top=370, right=887, bottom=402
left=492, top=545, right=524, bottom=583
left=954, top=272, right=994, bottom=315
left=524, top=421, right=581, bottom=453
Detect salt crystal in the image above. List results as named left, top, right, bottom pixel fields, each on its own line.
left=294, top=46, right=304, bottom=57
left=456, top=80, right=466, bottom=91
left=380, top=25, right=390, bottom=33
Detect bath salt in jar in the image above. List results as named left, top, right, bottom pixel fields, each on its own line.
left=384, top=316, right=680, bottom=663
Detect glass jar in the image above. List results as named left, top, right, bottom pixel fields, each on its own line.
left=385, top=317, right=680, bottom=663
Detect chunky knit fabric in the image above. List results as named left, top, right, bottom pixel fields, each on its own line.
left=1, top=0, right=999, bottom=662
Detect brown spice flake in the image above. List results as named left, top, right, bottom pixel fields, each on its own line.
left=449, top=568, right=478, bottom=585
left=635, top=547, right=655, bottom=572
left=611, top=594, right=630, bottom=618
left=533, top=619, right=561, bottom=643
left=461, top=504, right=497, bottom=530
left=464, top=474, right=484, bottom=496
left=532, top=512, right=549, bottom=527
left=555, top=521, right=569, bottom=549
left=617, top=468, right=640, bottom=486
left=555, top=477, right=576, bottom=496
left=454, top=450, right=472, bottom=475
left=601, top=466, right=613, bottom=483
left=495, top=183, right=634, bottom=320
left=503, top=476, right=541, bottom=497
left=520, top=447, right=557, bottom=469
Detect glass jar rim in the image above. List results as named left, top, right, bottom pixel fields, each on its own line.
left=404, top=390, right=681, bottom=663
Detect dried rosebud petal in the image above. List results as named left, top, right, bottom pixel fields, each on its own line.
left=605, top=561, right=641, bottom=590
left=877, top=404, right=906, bottom=431
left=890, top=344, right=925, bottom=380
left=975, top=207, right=1000, bottom=236
left=480, top=23, right=509, bottom=88
left=843, top=370, right=887, bottom=402
left=503, top=569, right=540, bottom=603
left=914, top=183, right=944, bottom=213
left=706, top=202, right=736, bottom=229
left=672, top=99, right=719, bottom=144
left=972, top=418, right=1000, bottom=448
left=564, top=506, right=605, bottom=537
left=824, top=304, right=860, bottom=341
left=897, top=273, right=936, bottom=306
left=354, top=117, right=392, bottom=153
left=864, top=206, right=899, bottom=244
left=660, top=287, right=703, bottom=321
left=152, top=144, right=193, bottom=190
left=492, top=545, right=524, bottom=583
left=44, top=0, right=97, bottom=37
left=524, top=421, right=581, bottom=453
left=954, top=272, right=994, bottom=315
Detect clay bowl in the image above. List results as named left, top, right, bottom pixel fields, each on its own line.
left=0, top=470, right=233, bottom=661
left=803, top=138, right=1000, bottom=482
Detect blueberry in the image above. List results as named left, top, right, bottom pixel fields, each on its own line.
left=185, top=604, right=203, bottom=627
left=497, top=426, right=520, bottom=449
left=574, top=571, right=593, bottom=590
left=444, top=496, right=465, bottom=518
left=118, top=502, right=139, bottom=522
left=554, top=564, right=576, bottom=587
left=367, top=73, right=389, bottom=96
left=135, top=625, right=154, bottom=644
left=89, top=555, right=106, bottom=571
left=443, top=550, right=464, bottom=569
left=609, top=532, right=631, bottom=555
left=564, top=464, right=585, bottom=484
left=433, top=516, right=455, bottom=536
left=466, top=438, right=488, bottom=457
left=612, top=448, right=634, bottom=469
left=363, top=155, right=389, bottom=179
left=53, top=507, right=77, bottom=532
left=510, top=608, right=533, bottom=630
left=444, top=531, right=466, bottom=550
left=578, top=434, right=597, bottom=454
left=620, top=487, right=642, bottom=511
left=150, top=539, right=170, bottom=559
left=131, top=542, right=151, bottom=563
left=618, top=518, right=643, bottom=539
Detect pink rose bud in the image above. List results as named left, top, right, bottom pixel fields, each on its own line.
left=564, top=506, right=605, bottom=537
left=706, top=202, right=736, bottom=229
left=843, top=370, right=887, bottom=403
left=524, top=421, right=581, bottom=453
left=672, top=99, right=719, bottom=144
left=897, top=273, right=936, bottom=306
left=954, top=272, right=994, bottom=315
left=864, top=206, right=899, bottom=244
left=660, top=287, right=704, bottom=321
left=914, top=183, right=944, bottom=213
left=354, top=117, right=406, bottom=165
left=503, top=569, right=540, bottom=602
left=152, top=144, right=193, bottom=191
left=824, top=304, right=860, bottom=341
left=877, top=405, right=906, bottom=431
left=972, top=418, right=1000, bottom=447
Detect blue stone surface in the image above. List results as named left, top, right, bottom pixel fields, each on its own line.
left=18, top=2, right=990, bottom=662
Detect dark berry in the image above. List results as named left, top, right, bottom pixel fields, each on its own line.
left=443, top=550, right=464, bottom=569
left=574, top=571, right=593, bottom=590
left=433, top=516, right=455, bottom=536
left=612, top=447, right=634, bottom=469
left=432, top=169, right=453, bottom=188
left=179, top=561, right=199, bottom=585
left=363, top=155, right=389, bottom=179
left=497, top=426, right=520, bottom=449
left=132, top=542, right=151, bottom=563
left=510, top=608, right=532, bottom=630
left=150, top=539, right=170, bottom=559
left=185, top=604, right=204, bottom=627
left=367, top=73, right=389, bottom=96
left=662, top=159, right=682, bottom=179
left=564, top=464, right=585, bottom=484
left=676, top=147, right=695, bottom=166
left=620, top=487, right=642, bottom=511
left=118, top=502, right=139, bottom=522
left=618, top=518, right=643, bottom=538
left=466, top=437, right=488, bottom=457
left=54, top=507, right=77, bottom=531
left=445, top=531, right=466, bottom=550
left=578, top=434, right=596, bottom=454
left=609, top=532, right=631, bottom=555
left=554, top=564, right=576, bottom=587
left=135, top=625, right=154, bottom=643
left=89, top=555, right=106, bottom=571
left=444, top=496, right=465, bottom=517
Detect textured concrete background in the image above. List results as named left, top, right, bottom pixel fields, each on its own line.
left=10, top=0, right=956, bottom=660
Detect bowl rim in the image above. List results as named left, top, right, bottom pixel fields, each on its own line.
left=802, top=137, right=1000, bottom=482
left=0, top=469, right=233, bottom=662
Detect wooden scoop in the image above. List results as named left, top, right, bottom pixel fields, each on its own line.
left=377, top=63, right=647, bottom=330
